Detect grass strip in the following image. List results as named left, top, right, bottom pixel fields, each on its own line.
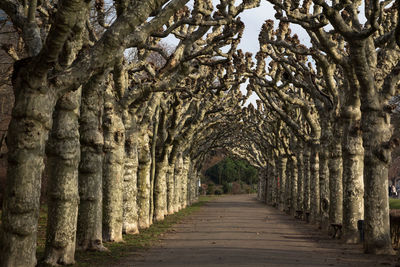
left=34, top=195, right=213, bottom=266
left=389, top=198, right=400, bottom=210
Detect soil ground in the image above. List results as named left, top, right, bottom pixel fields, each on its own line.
left=117, top=194, right=397, bottom=267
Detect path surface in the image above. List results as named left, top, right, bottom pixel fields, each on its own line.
left=120, top=194, right=396, bottom=266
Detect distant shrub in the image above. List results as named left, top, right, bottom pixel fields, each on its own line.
left=205, top=157, right=258, bottom=186
left=223, top=182, right=232, bottom=194
left=214, top=188, right=223, bottom=195
left=232, top=182, right=241, bottom=194
left=207, top=183, right=215, bottom=195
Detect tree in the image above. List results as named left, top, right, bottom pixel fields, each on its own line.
left=0, top=0, right=261, bottom=264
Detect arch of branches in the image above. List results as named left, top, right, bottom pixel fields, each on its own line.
left=0, top=0, right=400, bottom=266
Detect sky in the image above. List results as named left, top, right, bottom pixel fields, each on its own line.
left=237, top=1, right=275, bottom=106
left=229, top=1, right=309, bottom=106
left=162, top=0, right=311, bottom=106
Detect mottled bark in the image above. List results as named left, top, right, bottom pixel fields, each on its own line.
left=362, top=106, right=393, bottom=254
left=266, top=162, right=274, bottom=206
left=45, top=10, right=90, bottom=260
left=328, top=120, right=343, bottom=227
left=189, top=168, right=199, bottom=204
left=303, top=147, right=311, bottom=215
left=277, top=156, right=287, bottom=211
left=310, top=145, right=320, bottom=224
left=149, top=108, right=159, bottom=226
left=0, top=0, right=88, bottom=263
left=174, top=153, right=183, bottom=212
left=44, top=89, right=81, bottom=265
left=154, top=155, right=168, bottom=221
left=272, top=154, right=278, bottom=207
left=1, top=0, right=193, bottom=264
left=166, top=163, right=176, bottom=214
left=257, top=176, right=262, bottom=201
left=351, top=39, right=394, bottom=254
left=153, top=108, right=169, bottom=222
left=0, top=87, right=57, bottom=266
left=180, top=155, right=190, bottom=209
left=264, top=166, right=269, bottom=204
left=188, top=163, right=197, bottom=205
left=137, top=127, right=151, bottom=229
left=297, top=148, right=304, bottom=213
left=341, top=107, right=364, bottom=243
left=102, top=94, right=125, bottom=242
left=122, top=111, right=139, bottom=234
left=353, top=40, right=394, bottom=253
left=319, top=137, right=329, bottom=230
left=77, top=76, right=105, bottom=251
left=285, top=160, right=291, bottom=213
left=289, top=155, right=298, bottom=216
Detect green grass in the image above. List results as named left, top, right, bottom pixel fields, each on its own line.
left=389, top=198, right=400, bottom=209
left=32, top=195, right=213, bottom=266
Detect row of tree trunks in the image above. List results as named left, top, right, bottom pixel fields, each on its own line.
left=41, top=84, right=201, bottom=266
left=251, top=3, right=397, bottom=253
left=0, top=0, right=253, bottom=265
left=258, top=108, right=366, bottom=245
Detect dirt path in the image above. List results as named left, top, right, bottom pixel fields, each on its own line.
left=120, top=194, right=396, bottom=266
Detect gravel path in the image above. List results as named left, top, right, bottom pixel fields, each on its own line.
left=120, top=194, right=396, bottom=267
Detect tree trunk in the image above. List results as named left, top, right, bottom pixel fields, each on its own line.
left=188, top=163, right=196, bottom=205
left=122, top=111, right=139, bottom=234
left=154, top=154, right=168, bottom=221
left=137, top=127, right=151, bottom=229
left=102, top=96, right=125, bottom=242
left=272, top=154, right=279, bottom=207
left=257, top=172, right=263, bottom=201
left=328, top=119, right=343, bottom=228
left=166, top=163, right=176, bottom=214
left=148, top=109, right=159, bottom=225
left=361, top=96, right=393, bottom=254
left=264, top=166, right=269, bottom=204
left=265, top=163, right=271, bottom=205
left=0, top=87, right=57, bottom=267
left=181, top=155, right=190, bottom=209
left=289, top=155, right=298, bottom=216
left=303, top=147, right=311, bottom=217
left=349, top=39, right=394, bottom=254
left=341, top=110, right=364, bottom=243
left=174, top=153, right=183, bottom=212
left=285, top=160, right=291, bottom=213
left=77, top=75, right=106, bottom=251
left=310, top=144, right=320, bottom=224
left=190, top=168, right=199, bottom=203
left=267, top=162, right=274, bottom=206
left=44, top=89, right=81, bottom=265
left=319, top=140, right=329, bottom=230
left=297, top=147, right=304, bottom=214
left=277, top=156, right=287, bottom=211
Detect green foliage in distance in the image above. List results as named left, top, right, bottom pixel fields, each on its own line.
left=205, top=157, right=258, bottom=186
left=390, top=198, right=400, bottom=209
